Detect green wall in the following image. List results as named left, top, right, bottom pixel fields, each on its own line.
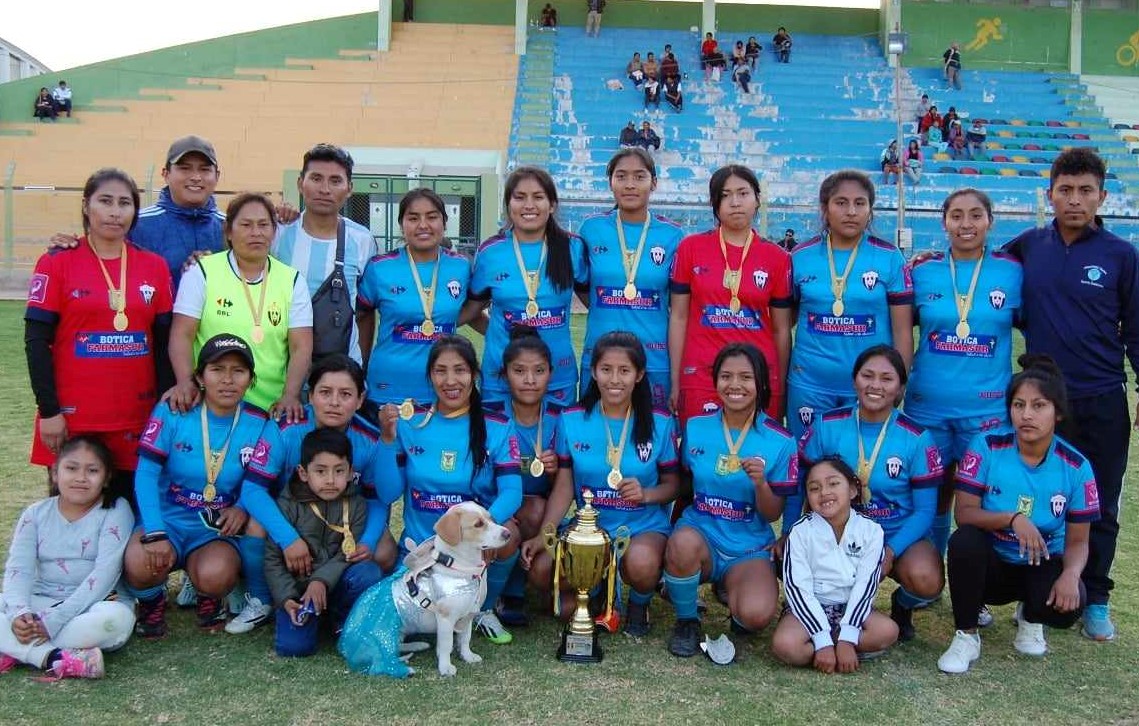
left=1082, top=9, right=1139, bottom=77
left=901, top=2, right=1069, bottom=71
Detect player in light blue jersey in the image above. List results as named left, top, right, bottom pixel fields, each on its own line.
left=664, top=343, right=798, bottom=657
left=578, top=149, right=683, bottom=408
left=125, top=335, right=284, bottom=638
left=906, top=189, right=1023, bottom=557
left=939, top=356, right=1099, bottom=674
left=788, top=171, right=913, bottom=440
left=462, top=167, right=589, bottom=405
left=521, top=332, right=679, bottom=638
left=799, top=345, right=944, bottom=642
left=357, top=189, right=474, bottom=410
left=375, top=336, right=523, bottom=644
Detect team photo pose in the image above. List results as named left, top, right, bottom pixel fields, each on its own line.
left=578, top=149, right=684, bottom=408
left=773, top=456, right=898, bottom=672
left=0, top=437, right=135, bottom=679
left=787, top=171, right=913, bottom=439
left=168, top=193, right=313, bottom=421
left=906, top=189, right=1021, bottom=557
left=463, top=167, right=588, bottom=405
left=799, top=345, right=943, bottom=641
left=25, top=168, right=174, bottom=503
left=376, top=336, right=523, bottom=644
left=669, top=164, right=792, bottom=424
left=938, top=356, right=1099, bottom=673
left=521, top=332, right=679, bottom=637
left=357, top=188, right=473, bottom=410
left=663, top=343, right=798, bottom=657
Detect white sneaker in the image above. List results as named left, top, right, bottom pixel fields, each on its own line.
left=224, top=594, right=272, bottom=634
left=1014, top=619, right=1047, bottom=656
left=937, top=630, right=981, bottom=674
left=175, top=576, right=197, bottom=609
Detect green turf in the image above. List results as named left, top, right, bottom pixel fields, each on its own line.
left=0, top=300, right=1136, bottom=725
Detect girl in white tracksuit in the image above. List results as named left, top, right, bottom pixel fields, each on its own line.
left=773, top=456, right=899, bottom=673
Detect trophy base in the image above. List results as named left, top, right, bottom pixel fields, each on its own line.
left=557, top=630, right=603, bottom=663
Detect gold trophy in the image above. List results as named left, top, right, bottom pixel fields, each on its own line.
left=543, top=489, right=629, bottom=663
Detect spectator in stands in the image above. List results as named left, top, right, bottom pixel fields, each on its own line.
left=904, top=139, right=924, bottom=186
left=965, top=119, right=988, bottom=159
left=946, top=119, right=966, bottom=160
left=915, top=93, right=931, bottom=124
left=661, top=46, right=680, bottom=80
left=773, top=27, right=792, bottom=63
left=781, top=229, right=797, bottom=251
left=585, top=0, right=606, bottom=38
left=403, top=0, right=414, bottom=22
left=880, top=140, right=901, bottom=185
left=51, top=81, right=72, bottom=118
left=627, top=52, right=646, bottom=88
left=745, top=36, right=761, bottom=69
left=643, top=52, right=660, bottom=82
left=941, top=106, right=959, bottom=139
left=732, top=41, right=748, bottom=68
left=732, top=60, right=752, bottom=94
left=919, top=105, right=942, bottom=145
left=701, top=33, right=726, bottom=80
left=664, top=74, right=683, bottom=112
left=539, top=3, right=558, bottom=29
left=620, top=121, right=638, bottom=148
left=34, top=87, right=56, bottom=122
left=644, top=75, right=662, bottom=110
left=943, top=42, right=962, bottom=90
left=637, top=121, right=661, bottom=151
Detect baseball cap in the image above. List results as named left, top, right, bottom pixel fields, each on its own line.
left=166, top=135, right=218, bottom=167
left=196, top=334, right=255, bottom=374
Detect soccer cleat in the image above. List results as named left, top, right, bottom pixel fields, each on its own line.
left=977, top=605, right=994, bottom=628
left=196, top=596, right=228, bottom=632
left=668, top=618, right=701, bottom=657
left=135, top=592, right=168, bottom=639
left=937, top=630, right=981, bottom=674
left=1082, top=604, right=1116, bottom=642
left=594, top=608, right=621, bottom=634
left=494, top=596, right=530, bottom=628
left=175, top=575, right=197, bottom=609
left=224, top=594, right=272, bottom=634
left=50, top=648, right=105, bottom=679
left=890, top=589, right=916, bottom=643
left=1013, top=618, right=1047, bottom=656
left=623, top=602, right=651, bottom=637
left=474, top=610, right=513, bottom=644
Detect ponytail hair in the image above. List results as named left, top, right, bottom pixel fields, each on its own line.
left=580, top=331, right=655, bottom=447
left=427, top=335, right=488, bottom=473
left=503, top=166, right=575, bottom=292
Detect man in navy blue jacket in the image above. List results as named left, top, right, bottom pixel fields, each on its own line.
left=1004, top=147, right=1138, bottom=641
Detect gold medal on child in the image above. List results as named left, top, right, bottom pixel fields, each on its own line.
left=607, top=468, right=623, bottom=488
left=955, top=321, right=970, bottom=339
left=525, top=300, right=540, bottom=318
left=529, top=457, right=546, bottom=477
left=832, top=299, right=845, bottom=317
left=341, top=532, right=357, bottom=557
left=623, top=282, right=638, bottom=301
left=202, top=483, right=217, bottom=503
left=113, top=311, right=129, bottom=331
left=398, top=399, right=415, bottom=420
left=420, top=319, right=436, bottom=337
left=251, top=324, right=265, bottom=344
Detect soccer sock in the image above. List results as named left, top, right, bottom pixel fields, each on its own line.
left=127, top=583, right=166, bottom=602
left=629, top=588, right=655, bottom=607
left=503, top=561, right=527, bottom=600
left=894, top=586, right=934, bottom=610
left=481, top=551, right=519, bottom=611
left=932, top=512, right=952, bottom=559
left=239, top=535, right=272, bottom=604
left=662, top=572, right=701, bottom=620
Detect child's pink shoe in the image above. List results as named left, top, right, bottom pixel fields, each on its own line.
left=49, top=648, right=104, bottom=679
left=0, top=654, right=18, bottom=674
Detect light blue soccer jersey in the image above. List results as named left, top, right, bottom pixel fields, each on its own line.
left=504, top=402, right=563, bottom=497
left=469, top=231, right=589, bottom=402
left=555, top=406, right=678, bottom=537
left=799, top=407, right=942, bottom=556
left=577, top=210, right=683, bottom=376
left=679, top=411, right=798, bottom=557
left=273, top=213, right=377, bottom=362
left=906, top=249, right=1022, bottom=421
left=789, top=235, right=913, bottom=393
left=379, top=408, right=523, bottom=547
left=356, top=247, right=471, bottom=405
left=955, top=430, right=1100, bottom=564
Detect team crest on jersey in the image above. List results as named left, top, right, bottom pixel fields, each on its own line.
left=440, top=450, right=457, bottom=472
left=636, top=441, right=654, bottom=463
left=885, top=455, right=903, bottom=478
left=139, top=283, right=156, bottom=305
left=239, top=445, right=255, bottom=467
left=861, top=270, right=880, bottom=290
left=447, top=279, right=462, bottom=299
left=798, top=406, right=814, bottom=427
left=650, top=246, right=666, bottom=265
left=753, top=268, right=769, bottom=289
left=28, top=273, right=48, bottom=304
left=702, top=401, right=720, bottom=414
left=267, top=302, right=283, bottom=327
left=988, top=288, right=1006, bottom=309
left=1050, top=493, right=1068, bottom=518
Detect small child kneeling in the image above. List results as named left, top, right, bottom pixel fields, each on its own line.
left=773, top=456, right=899, bottom=673
left=265, top=429, right=382, bottom=657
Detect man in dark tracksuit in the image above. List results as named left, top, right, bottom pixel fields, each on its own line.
left=1004, top=148, right=1137, bottom=641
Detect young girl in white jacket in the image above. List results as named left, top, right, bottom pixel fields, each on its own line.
left=773, top=456, right=899, bottom=672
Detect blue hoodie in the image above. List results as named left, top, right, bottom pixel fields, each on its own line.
left=132, top=187, right=225, bottom=286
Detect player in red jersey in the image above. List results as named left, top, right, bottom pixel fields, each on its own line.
left=25, top=169, right=174, bottom=501
left=669, top=165, right=792, bottom=425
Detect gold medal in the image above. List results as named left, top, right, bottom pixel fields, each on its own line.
left=202, top=483, right=217, bottom=503
left=720, top=410, right=754, bottom=477
left=602, top=402, right=633, bottom=490
left=308, top=501, right=356, bottom=558
left=89, top=239, right=129, bottom=332
left=405, top=248, right=442, bottom=341
left=529, top=457, right=546, bottom=477
left=825, top=233, right=861, bottom=323
left=615, top=211, right=651, bottom=308
left=855, top=407, right=893, bottom=504
left=512, top=236, right=547, bottom=323
left=623, top=282, right=638, bottom=301
left=113, top=311, right=129, bottom=331
left=955, top=321, right=970, bottom=339
left=607, top=468, right=623, bottom=488
left=251, top=325, right=265, bottom=344
left=525, top=300, right=540, bottom=318
left=237, top=254, right=270, bottom=344
left=398, top=399, right=415, bottom=420
left=341, top=533, right=357, bottom=557
left=729, top=296, right=741, bottom=314
left=200, top=406, right=240, bottom=506
left=832, top=299, right=845, bottom=317
left=420, top=319, right=436, bottom=337
left=726, top=454, right=741, bottom=472
left=719, top=230, right=754, bottom=315
left=948, top=251, right=986, bottom=346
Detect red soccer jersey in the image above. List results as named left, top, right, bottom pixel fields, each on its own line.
left=670, top=228, right=792, bottom=395
left=25, top=240, right=174, bottom=431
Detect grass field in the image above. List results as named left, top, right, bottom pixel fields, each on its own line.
left=0, top=299, right=1136, bottom=725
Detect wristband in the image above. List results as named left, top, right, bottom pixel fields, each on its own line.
left=1008, top=512, right=1021, bottom=529
left=140, top=531, right=169, bottom=545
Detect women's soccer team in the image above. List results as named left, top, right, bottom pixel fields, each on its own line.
left=3, top=145, right=1117, bottom=679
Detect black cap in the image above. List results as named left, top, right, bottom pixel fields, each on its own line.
left=166, top=135, right=218, bottom=167
left=196, top=334, right=255, bottom=373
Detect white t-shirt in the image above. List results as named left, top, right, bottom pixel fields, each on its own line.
left=173, top=251, right=313, bottom=327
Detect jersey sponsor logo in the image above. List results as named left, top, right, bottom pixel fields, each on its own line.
left=885, top=455, right=903, bottom=478
left=650, top=246, right=666, bottom=265
left=591, top=245, right=609, bottom=255
left=797, top=274, right=817, bottom=286
left=788, top=454, right=800, bottom=482
left=572, top=441, right=592, bottom=452
left=389, top=285, right=407, bottom=295
left=239, top=445, right=255, bottom=467
left=797, top=406, right=814, bottom=427
left=28, top=273, right=48, bottom=304
left=174, top=441, right=194, bottom=453
left=142, top=418, right=163, bottom=446
left=925, top=292, right=943, bottom=301
left=861, top=270, right=880, bottom=290
left=1050, top=493, right=1068, bottom=518
left=902, top=264, right=913, bottom=290
left=70, top=288, right=92, bottom=299
left=74, top=332, right=149, bottom=358
left=688, top=445, right=706, bottom=458
left=251, top=439, right=271, bottom=467
left=753, top=268, right=769, bottom=289
left=693, top=492, right=754, bottom=522
left=446, top=279, right=462, bottom=299
left=504, top=306, right=568, bottom=329
left=410, top=489, right=471, bottom=512
left=169, top=482, right=234, bottom=510
left=636, top=441, right=653, bottom=462
left=700, top=305, right=761, bottom=330
left=926, top=331, right=997, bottom=358
left=702, top=401, right=720, bottom=413
left=494, top=271, right=511, bottom=282
left=508, top=436, right=521, bottom=463
left=988, top=288, right=1006, bottom=309
left=589, top=487, right=644, bottom=511
left=805, top=312, right=875, bottom=336
left=394, top=322, right=456, bottom=343
left=139, top=283, right=156, bottom=305
left=959, top=451, right=981, bottom=478
left=1083, top=480, right=1100, bottom=511
left=595, top=286, right=662, bottom=310
left=1082, top=265, right=1107, bottom=288
left=926, top=445, right=943, bottom=473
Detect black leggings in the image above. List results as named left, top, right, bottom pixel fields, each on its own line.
left=947, top=524, right=1084, bottom=631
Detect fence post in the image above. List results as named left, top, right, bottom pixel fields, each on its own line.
left=1036, top=187, right=1048, bottom=228
left=3, top=161, right=14, bottom=279
left=759, top=179, right=769, bottom=239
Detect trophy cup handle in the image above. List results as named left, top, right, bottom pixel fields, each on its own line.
left=601, top=526, right=632, bottom=627
left=613, top=526, right=631, bottom=557
left=541, top=522, right=558, bottom=553
left=542, top=523, right=563, bottom=618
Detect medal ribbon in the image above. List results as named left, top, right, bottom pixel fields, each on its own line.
left=602, top=403, right=633, bottom=471
left=200, top=405, right=242, bottom=494
left=718, top=228, right=755, bottom=302
left=720, top=410, right=755, bottom=469
left=307, top=501, right=354, bottom=555
left=615, top=211, right=651, bottom=291
left=947, top=251, right=985, bottom=332
left=406, top=247, right=441, bottom=326
left=855, top=407, right=893, bottom=505
left=236, top=254, right=269, bottom=331
left=510, top=237, right=548, bottom=309
left=825, top=232, right=862, bottom=311
left=88, top=238, right=127, bottom=315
